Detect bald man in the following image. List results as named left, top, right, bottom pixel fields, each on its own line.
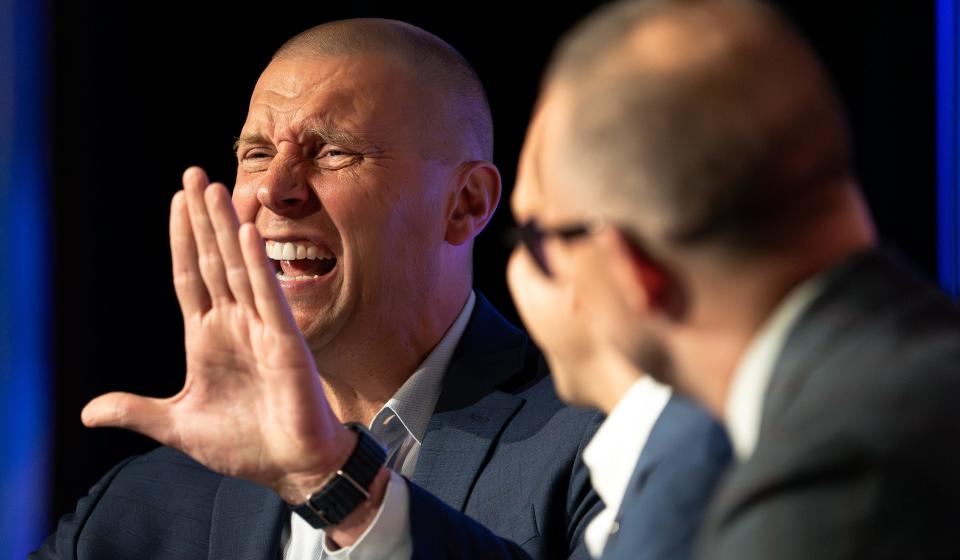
left=507, top=0, right=960, bottom=558
left=33, top=20, right=603, bottom=560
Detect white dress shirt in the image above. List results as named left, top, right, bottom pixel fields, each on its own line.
left=282, top=291, right=477, bottom=560
left=724, top=275, right=826, bottom=462
left=582, top=376, right=673, bottom=558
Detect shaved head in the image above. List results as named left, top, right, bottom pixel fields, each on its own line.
left=543, top=0, right=853, bottom=257
left=274, top=18, right=493, bottom=163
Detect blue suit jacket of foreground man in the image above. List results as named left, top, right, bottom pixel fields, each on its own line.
left=35, top=294, right=730, bottom=559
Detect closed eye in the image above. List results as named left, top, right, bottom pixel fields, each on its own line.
left=236, top=146, right=275, bottom=172
left=316, top=147, right=362, bottom=170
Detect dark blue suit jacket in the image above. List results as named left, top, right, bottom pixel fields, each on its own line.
left=599, top=396, right=731, bottom=560
left=33, top=295, right=605, bottom=559
left=411, top=393, right=732, bottom=560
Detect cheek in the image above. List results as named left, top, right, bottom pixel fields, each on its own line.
left=328, top=183, right=412, bottom=282
left=329, top=163, right=447, bottom=279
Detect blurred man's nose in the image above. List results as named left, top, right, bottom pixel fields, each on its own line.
left=256, top=155, right=317, bottom=218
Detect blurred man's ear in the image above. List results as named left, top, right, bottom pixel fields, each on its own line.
left=600, top=228, right=677, bottom=317
left=444, top=161, right=502, bottom=245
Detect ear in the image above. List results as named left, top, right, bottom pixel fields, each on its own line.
left=444, top=161, right=502, bottom=245
left=599, top=229, right=674, bottom=316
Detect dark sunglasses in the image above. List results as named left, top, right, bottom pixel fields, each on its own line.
left=506, top=218, right=604, bottom=276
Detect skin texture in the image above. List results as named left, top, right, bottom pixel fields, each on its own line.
left=81, top=46, right=501, bottom=547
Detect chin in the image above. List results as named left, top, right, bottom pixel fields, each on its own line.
left=293, top=303, right=349, bottom=351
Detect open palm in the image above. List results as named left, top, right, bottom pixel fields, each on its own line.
left=82, top=167, right=351, bottom=500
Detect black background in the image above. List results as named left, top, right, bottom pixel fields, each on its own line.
left=47, top=0, right=935, bottom=527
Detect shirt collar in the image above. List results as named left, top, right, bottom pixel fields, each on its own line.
left=371, top=291, right=477, bottom=445
left=724, top=274, right=826, bottom=462
left=583, top=376, right=673, bottom=516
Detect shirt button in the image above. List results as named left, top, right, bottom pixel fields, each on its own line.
left=610, top=521, right=620, bottom=535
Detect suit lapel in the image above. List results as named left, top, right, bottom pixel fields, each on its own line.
left=208, top=476, right=286, bottom=560
left=412, top=391, right=524, bottom=509
left=613, top=395, right=700, bottom=519
left=411, top=293, right=535, bottom=511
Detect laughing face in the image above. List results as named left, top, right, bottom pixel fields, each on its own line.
left=232, top=53, right=459, bottom=355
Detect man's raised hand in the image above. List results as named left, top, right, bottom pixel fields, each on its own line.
left=81, top=167, right=355, bottom=504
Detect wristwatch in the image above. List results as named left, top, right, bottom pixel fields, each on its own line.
left=291, top=422, right=387, bottom=529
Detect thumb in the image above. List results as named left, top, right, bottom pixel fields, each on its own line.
left=82, top=392, right=173, bottom=443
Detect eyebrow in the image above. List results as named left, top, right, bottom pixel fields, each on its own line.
left=232, top=126, right=371, bottom=153
left=232, top=133, right=270, bottom=153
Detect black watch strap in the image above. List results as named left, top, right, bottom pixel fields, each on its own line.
left=291, top=422, right=387, bottom=529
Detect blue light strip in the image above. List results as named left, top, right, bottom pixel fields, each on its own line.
left=0, top=0, right=51, bottom=554
left=938, top=0, right=960, bottom=297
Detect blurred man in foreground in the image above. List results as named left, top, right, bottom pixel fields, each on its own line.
left=507, top=0, right=960, bottom=558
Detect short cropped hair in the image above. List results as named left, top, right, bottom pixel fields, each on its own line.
left=275, top=18, right=494, bottom=162
left=547, top=0, right=853, bottom=254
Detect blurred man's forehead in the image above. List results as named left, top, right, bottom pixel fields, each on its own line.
left=512, top=88, right=577, bottom=221
left=511, top=105, right=546, bottom=218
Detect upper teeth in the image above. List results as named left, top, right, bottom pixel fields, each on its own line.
left=265, top=240, right=334, bottom=261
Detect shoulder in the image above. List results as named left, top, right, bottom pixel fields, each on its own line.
left=648, top=395, right=731, bottom=473
left=764, top=251, right=960, bottom=450
left=774, top=280, right=960, bottom=452
left=625, top=395, right=730, bottom=516
left=84, top=446, right=223, bottom=518
left=34, top=447, right=223, bottom=560
left=716, top=254, right=960, bottom=533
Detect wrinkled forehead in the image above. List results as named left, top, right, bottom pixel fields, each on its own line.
left=244, top=53, right=425, bottom=141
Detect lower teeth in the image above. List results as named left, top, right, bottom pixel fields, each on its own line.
left=276, top=272, right=321, bottom=281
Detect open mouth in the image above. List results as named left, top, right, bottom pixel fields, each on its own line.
left=264, top=240, right=337, bottom=281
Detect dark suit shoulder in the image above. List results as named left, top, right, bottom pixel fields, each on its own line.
left=33, top=447, right=222, bottom=560
left=763, top=258, right=960, bottom=459
left=703, top=252, right=960, bottom=559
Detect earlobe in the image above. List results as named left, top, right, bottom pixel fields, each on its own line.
left=444, top=161, right=502, bottom=245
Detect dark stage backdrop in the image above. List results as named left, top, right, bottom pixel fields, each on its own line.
left=47, top=0, right=936, bottom=529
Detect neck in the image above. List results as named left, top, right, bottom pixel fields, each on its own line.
left=669, top=185, right=876, bottom=417
left=315, top=280, right=472, bottom=425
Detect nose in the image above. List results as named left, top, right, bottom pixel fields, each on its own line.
left=256, top=155, right=318, bottom=218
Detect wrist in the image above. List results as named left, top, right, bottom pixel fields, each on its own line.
left=286, top=422, right=388, bottom=531
left=276, top=426, right=358, bottom=505
left=324, top=466, right=390, bottom=548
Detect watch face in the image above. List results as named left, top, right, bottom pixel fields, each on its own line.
left=293, top=423, right=387, bottom=529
